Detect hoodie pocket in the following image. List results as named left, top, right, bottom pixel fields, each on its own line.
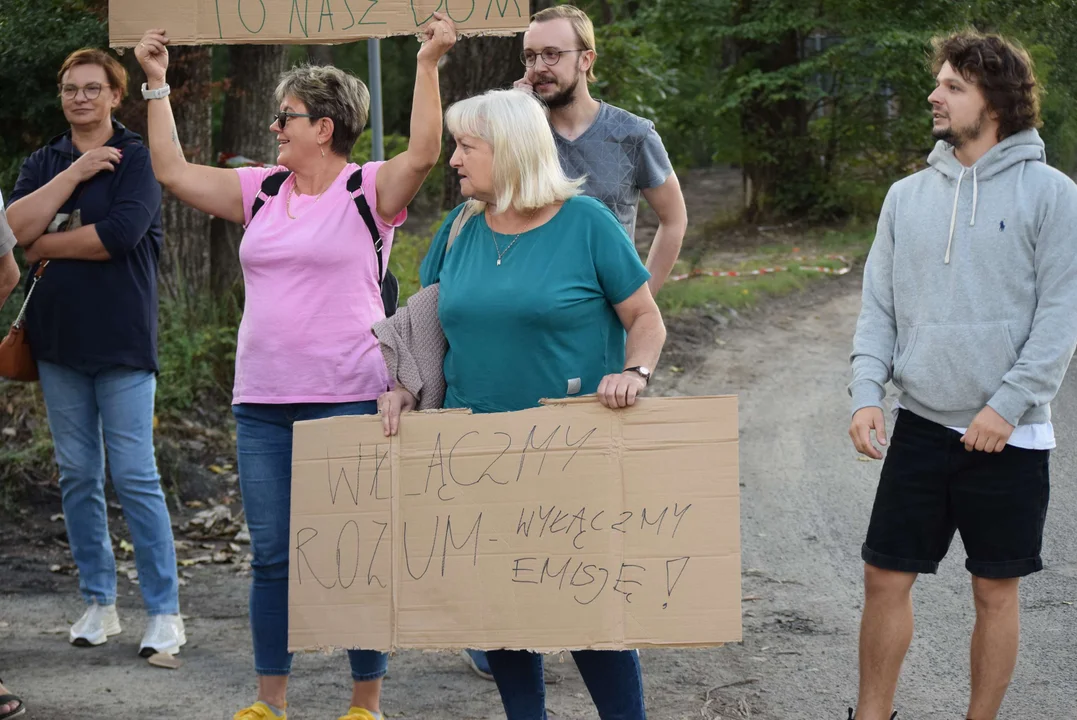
left=892, top=323, right=1017, bottom=413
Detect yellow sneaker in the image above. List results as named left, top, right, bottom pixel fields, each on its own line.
left=234, top=701, right=286, bottom=720
left=337, top=708, right=382, bottom=720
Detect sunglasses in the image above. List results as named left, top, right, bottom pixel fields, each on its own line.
left=272, top=111, right=322, bottom=129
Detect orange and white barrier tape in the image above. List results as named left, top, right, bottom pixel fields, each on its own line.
left=669, top=255, right=851, bottom=282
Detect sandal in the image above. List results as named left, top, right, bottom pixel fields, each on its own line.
left=0, top=677, right=26, bottom=719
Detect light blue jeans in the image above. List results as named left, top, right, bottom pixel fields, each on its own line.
left=232, top=401, right=389, bottom=680
left=37, top=361, right=179, bottom=615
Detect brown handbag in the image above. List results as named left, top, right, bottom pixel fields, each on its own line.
left=0, top=260, right=48, bottom=382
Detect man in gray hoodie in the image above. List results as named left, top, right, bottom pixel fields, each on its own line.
left=848, top=31, right=1077, bottom=720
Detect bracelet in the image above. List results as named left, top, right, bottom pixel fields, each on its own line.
left=141, top=82, right=170, bottom=101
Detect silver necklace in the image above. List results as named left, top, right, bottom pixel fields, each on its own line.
left=489, top=209, right=538, bottom=266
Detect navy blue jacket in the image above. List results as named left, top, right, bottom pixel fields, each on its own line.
left=9, top=120, right=163, bottom=373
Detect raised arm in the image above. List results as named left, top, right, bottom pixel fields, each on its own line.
left=135, top=30, right=244, bottom=225
left=374, top=13, right=456, bottom=222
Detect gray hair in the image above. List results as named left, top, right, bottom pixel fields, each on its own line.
left=275, top=64, right=370, bottom=157
left=446, top=89, right=583, bottom=214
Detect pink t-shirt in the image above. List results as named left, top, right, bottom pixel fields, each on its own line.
left=233, top=161, right=406, bottom=404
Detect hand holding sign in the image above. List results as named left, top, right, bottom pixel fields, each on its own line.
left=135, top=29, right=171, bottom=85
left=416, top=12, right=458, bottom=66
left=378, top=387, right=417, bottom=437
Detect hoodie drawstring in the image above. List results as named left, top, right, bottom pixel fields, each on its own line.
left=945, top=168, right=965, bottom=264
left=944, top=166, right=979, bottom=265
left=970, top=166, right=978, bottom=227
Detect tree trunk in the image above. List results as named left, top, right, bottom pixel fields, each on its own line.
left=438, top=35, right=524, bottom=210
left=736, top=30, right=815, bottom=220
left=114, top=50, right=147, bottom=138
left=152, top=47, right=214, bottom=302
left=210, top=45, right=291, bottom=299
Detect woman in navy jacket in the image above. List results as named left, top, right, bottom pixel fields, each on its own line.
left=5, top=48, right=184, bottom=659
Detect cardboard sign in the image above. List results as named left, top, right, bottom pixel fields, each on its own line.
left=108, top=0, right=530, bottom=47
left=288, top=396, right=741, bottom=653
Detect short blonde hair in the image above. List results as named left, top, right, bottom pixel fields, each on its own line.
left=276, top=64, right=370, bottom=157
left=531, top=5, right=598, bottom=83
left=446, top=89, right=583, bottom=214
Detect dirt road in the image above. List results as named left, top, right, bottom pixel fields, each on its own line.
left=3, top=274, right=1076, bottom=719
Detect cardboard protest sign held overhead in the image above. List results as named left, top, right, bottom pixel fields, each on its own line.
left=289, top=396, right=741, bottom=653
left=108, top=0, right=530, bottom=47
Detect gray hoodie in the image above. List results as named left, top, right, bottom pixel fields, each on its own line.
left=850, top=129, right=1077, bottom=428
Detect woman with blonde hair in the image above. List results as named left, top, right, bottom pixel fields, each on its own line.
left=378, top=88, right=664, bottom=719
left=133, top=15, right=457, bottom=720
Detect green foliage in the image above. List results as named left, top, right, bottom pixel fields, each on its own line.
left=572, top=0, right=1077, bottom=219
left=657, top=226, right=875, bottom=316
left=390, top=223, right=438, bottom=304
left=591, top=22, right=679, bottom=130
left=0, top=0, right=107, bottom=191
left=156, top=294, right=239, bottom=414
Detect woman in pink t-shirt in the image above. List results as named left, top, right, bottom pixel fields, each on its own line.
left=133, top=16, right=457, bottom=720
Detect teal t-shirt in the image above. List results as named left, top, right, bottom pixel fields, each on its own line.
left=419, top=196, right=650, bottom=413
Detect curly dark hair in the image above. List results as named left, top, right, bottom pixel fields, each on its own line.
left=931, top=30, right=1041, bottom=140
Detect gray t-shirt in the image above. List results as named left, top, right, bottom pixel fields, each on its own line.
left=554, top=102, right=673, bottom=240
left=0, top=189, right=16, bottom=255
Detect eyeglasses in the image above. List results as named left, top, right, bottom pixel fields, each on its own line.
left=273, top=111, right=321, bottom=129
left=59, top=83, right=110, bottom=101
left=520, top=48, right=586, bottom=68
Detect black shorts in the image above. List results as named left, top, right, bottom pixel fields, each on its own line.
left=862, top=409, right=1050, bottom=579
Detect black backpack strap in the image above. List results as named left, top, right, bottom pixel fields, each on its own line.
left=346, top=167, right=386, bottom=286
left=249, top=170, right=291, bottom=222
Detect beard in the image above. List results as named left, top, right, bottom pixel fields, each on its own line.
left=536, top=74, right=581, bottom=110
left=932, top=108, right=988, bottom=148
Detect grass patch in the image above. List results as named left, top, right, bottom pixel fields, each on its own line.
left=657, top=224, right=874, bottom=317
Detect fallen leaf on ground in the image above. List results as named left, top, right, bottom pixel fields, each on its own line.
left=179, top=555, right=214, bottom=567
left=50, top=514, right=64, bottom=522
left=119, top=540, right=135, bottom=553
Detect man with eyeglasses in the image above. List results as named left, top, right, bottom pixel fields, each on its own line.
left=513, top=4, right=687, bottom=298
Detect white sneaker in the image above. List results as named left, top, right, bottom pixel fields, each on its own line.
left=69, top=602, right=122, bottom=647
left=139, top=614, right=186, bottom=657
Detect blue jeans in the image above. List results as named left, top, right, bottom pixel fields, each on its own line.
left=37, top=361, right=179, bottom=615
left=232, top=401, right=389, bottom=680
left=487, top=649, right=646, bottom=720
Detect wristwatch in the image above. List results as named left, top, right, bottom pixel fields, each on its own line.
left=623, top=366, right=652, bottom=384
left=141, top=82, right=171, bottom=101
